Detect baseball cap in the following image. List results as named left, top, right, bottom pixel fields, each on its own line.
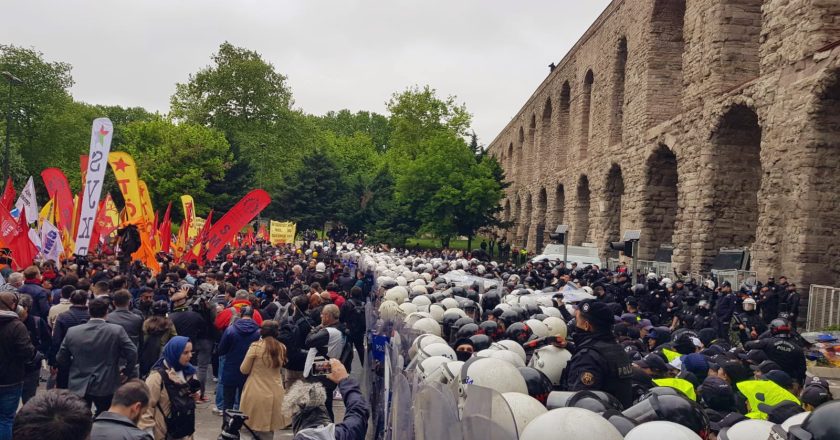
left=699, top=376, right=736, bottom=411
left=740, top=349, right=769, bottom=365
left=803, top=376, right=830, bottom=390
left=763, top=370, right=793, bottom=389
left=638, top=319, right=653, bottom=330
left=635, top=353, right=669, bottom=373
left=751, top=360, right=782, bottom=374
left=620, top=313, right=638, bottom=324
left=578, top=300, right=614, bottom=330
left=758, top=400, right=805, bottom=424
left=800, top=384, right=833, bottom=407
left=682, top=353, right=710, bottom=376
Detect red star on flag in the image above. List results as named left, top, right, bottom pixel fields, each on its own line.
left=112, top=158, right=129, bottom=172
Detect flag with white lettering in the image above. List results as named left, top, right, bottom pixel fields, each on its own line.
left=14, top=176, right=39, bottom=224
left=74, top=118, right=113, bottom=255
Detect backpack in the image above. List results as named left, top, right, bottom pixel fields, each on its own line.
left=348, top=299, right=366, bottom=332
left=156, top=367, right=196, bottom=438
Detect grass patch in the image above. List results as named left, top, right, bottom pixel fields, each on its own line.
left=405, top=236, right=492, bottom=251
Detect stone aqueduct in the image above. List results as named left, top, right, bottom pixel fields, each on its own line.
left=487, top=0, right=840, bottom=288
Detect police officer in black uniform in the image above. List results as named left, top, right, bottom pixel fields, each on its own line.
left=565, top=299, right=634, bottom=408
left=744, top=318, right=806, bottom=386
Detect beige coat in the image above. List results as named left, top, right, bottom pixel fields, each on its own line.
left=139, top=366, right=194, bottom=440
left=239, top=339, right=289, bottom=431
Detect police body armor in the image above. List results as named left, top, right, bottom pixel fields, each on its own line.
left=589, top=339, right=635, bottom=408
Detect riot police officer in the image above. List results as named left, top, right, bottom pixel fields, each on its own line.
left=564, top=300, right=633, bottom=407
left=743, top=318, right=806, bottom=386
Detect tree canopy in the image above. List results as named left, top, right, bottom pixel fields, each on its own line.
left=1, top=42, right=507, bottom=248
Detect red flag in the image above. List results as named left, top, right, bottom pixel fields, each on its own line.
left=0, top=207, right=22, bottom=244
left=8, top=209, right=38, bottom=270
left=257, top=223, right=268, bottom=241
left=41, top=168, right=75, bottom=233
left=203, top=190, right=270, bottom=261
left=243, top=229, right=255, bottom=247
left=159, top=202, right=172, bottom=253
left=0, top=178, right=14, bottom=210
left=183, top=210, right=214, bottom=264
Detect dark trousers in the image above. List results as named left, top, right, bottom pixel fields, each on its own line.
left=222, top=385, right=242, bottom=428
left=320, top=378, right=337, bottom=422
left=352, top=334, right=365, bottom=367
left=85, top=394, right=113, bottom=417
left=21, top=368, right=40, bottom=404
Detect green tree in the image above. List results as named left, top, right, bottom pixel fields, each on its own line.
left=314, top=110, right=392, bottom=152
left=170, top=42, right=308, bottom=208
left=386, top=85, right=471, bottom=162
left=118, top=118, right=231, bottom=217
left=0, top=44, right=74, bottom=187
left=276, top=149, right=343, bottom=230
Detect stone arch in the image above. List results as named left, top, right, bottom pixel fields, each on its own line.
left=517, top=126, right=525, bottom=179
left=507, top=142, right=514, bottom=175
left=541, top=98, right=553, bottom=170
left=532, top=187, right=548, bottom=252
left=604, top=164, right=625, bottom=253
left=517, top=191, right=532, bottom=247
left=649, top=0, right=685, bottom=125
left=574, top=175, right=591, bottom=245
left=580, top=70, right=594, bottom=159
left=528, top=114, right=537, bottom=158
left=640, top=144, right=678, bottom=260
left=552, top=183, right=566, bottom=229
left=509, top=194, right=520, bottom=243
left=804, top=70, right=840, bottom=285
left=718, top=0, right=761, bottom=89
left=707, top=104, right=762, bottom=266
left=558, top=82, right=572, bottom=161
left=610, top=37, right=628, bottom=146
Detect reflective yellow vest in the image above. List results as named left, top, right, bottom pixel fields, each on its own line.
left=736, top=380, right=801, bottom=420
left=661, top=348, right=681, bottom=363
left=653, top=377, right=697, bottom=401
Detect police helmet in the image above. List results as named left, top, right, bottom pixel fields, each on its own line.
left=469, top=333, right=493, bottom=351
left=786, top=400, right=840, bottom=440
left=769, top=318, right=791, bottom=336
left=718, top=419, right=774, bottom=440
left=478, top=320, right=503, bottom=340
left=624, top=421, right=700, bottom=440
left=622, top=392, right=709, bottom=439
left=528, top=345, right=572, bottom=387
left=502, top=392, right=548, bottom=436
left=517, top=366, right=553, bottom=404
left=506, top=322, right=534, bottom=344
left=519, top=408, right=623, bottom=440
left=455, top=322, right=480, bottom=340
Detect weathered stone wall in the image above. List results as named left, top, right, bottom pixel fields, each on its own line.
left=487, top=0, right=840, bottom=289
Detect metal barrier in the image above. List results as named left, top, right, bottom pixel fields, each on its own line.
left=607, top=257, right=673, bottom=275
left=806, top=284, right=840, bottom=332
left=715, top=270, right=757, bottom=291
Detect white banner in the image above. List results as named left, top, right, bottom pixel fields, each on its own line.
left=14, top=176, right=38, bottom=224
left=74, top=118, right=113, bottom=255
left=40, top=220, right=63, bottom=266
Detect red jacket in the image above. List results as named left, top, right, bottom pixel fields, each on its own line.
left=214, top=299, right=263, bottom=331
left=328, top=290, right=346, bottom=308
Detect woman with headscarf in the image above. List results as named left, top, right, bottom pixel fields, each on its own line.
left=239, top=320, right=289, bottom=439
left=139, top=336, right=200, bottom=440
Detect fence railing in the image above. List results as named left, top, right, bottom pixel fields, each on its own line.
left=806, top=284, right=840, bottom=332
left=607, top=257, right=673, bottom=276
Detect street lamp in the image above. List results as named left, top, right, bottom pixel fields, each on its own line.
left=2, top=71, right=23, bottom=182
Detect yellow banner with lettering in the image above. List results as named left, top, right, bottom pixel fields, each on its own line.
left=270, top=221, right=296, bottom=245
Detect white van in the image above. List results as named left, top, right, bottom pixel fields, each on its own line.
left=530, top=243, right=603, bottom=267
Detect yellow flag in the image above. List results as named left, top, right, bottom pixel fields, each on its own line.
left=39, top=198, right=55, bottom=225
left=108, top=152, right=144, bottom=225
left=180, top=195, right=199, bottom=239
left=138, top=180, right=155, bottom=224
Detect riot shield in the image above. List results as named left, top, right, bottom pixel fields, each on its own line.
left=461, top=384, right=519, bottom=440
left=414, top=381, right=463, bottom=440
left=389, top=372, right=414, bottom=440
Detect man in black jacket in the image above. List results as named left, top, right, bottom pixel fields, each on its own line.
left=279, top=295, right=314, bottom=391
left=18, top=294, right=51, bottom=404
left=50, top=290, right=90, bottom=389
left=107, top=289, right=143, bottom=377
left=0, top=291, right=37, bottom=439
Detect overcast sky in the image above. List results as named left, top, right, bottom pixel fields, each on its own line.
left=2, top=0, right=610, bottom=144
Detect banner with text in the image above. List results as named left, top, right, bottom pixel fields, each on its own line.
left=270, top=221, right=297, bottom=245
left=108, top=152, right=144, bottom=225
left=74, top=118, right=113, bottom=255
left=203, top=189, right=270, bottom=261
left=14, top=176, right=39, bottom=224
left=180, top=195, right=199, bottom=239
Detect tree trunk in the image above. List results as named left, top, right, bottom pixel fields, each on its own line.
left=467, top=234, right=473, bottom=253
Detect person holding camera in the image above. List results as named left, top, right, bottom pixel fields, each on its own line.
left=238, top=320, right=289, bottom=440
left=282, top=359, right=369, bottom=440
left=139, top=336, right=200, bottom=440
left=169, top=287, right=211, bottom=403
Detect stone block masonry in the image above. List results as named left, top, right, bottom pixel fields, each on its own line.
left=487, top=0, right=840, bottom=290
